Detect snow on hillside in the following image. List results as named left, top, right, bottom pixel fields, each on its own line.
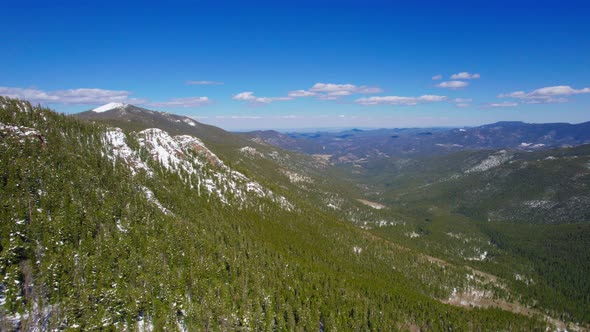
left=103, top=128, right=153, bottom=176
left=103, top=127, right=292, bottom=209
left=182, top=118, right=197, bottom=127
left=137, top=128, right=197, bottom=171
left=239, top=146, right=263, bottom=157
left=92, top=102, right=127, bottom=113
left=282, top=169, right=313, bottom=184
left=141, top=186, right=173, bottom=215
left=175, top=134, right=222, bottom=166
left=466, top=150, right=512, bottom=173
left=0, top=123, right=41, bottom=140
left=0, top=98, right=31, bottom=113
left=519, top=142, right=545, bottom=149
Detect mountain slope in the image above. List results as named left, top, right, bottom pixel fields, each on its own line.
left=336, top=145, right=590, bottom=324
left=77, top=103, right=246, bottom=153
left=1, top=98, right=567, bottom=330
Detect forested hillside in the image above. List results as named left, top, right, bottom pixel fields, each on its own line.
left=340, top=147, right=590, bottom=325
left=0, top=97, right=583, bottom=330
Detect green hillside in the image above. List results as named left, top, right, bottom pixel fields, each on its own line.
left=339, top=147, right=590, bottom=324
left=1, top=98, right=565, bottom=330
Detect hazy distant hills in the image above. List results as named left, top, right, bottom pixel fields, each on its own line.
left=241, top=121, right=590, bottom=163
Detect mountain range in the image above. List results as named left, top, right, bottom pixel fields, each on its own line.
left=1, top=98, right=589, bottom=331
left=242, top=120, right=590, bottom=163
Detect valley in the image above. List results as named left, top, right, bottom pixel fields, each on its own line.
left=1, top=98, right=588, bottom=330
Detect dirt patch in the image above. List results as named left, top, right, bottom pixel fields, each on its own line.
left=443, top=288, right=587, bottom=331
left=357, top=199, right=386, bottom=209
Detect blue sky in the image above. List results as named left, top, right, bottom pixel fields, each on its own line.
left=1, top=0, right=589, bottom=130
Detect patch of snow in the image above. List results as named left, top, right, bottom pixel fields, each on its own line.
left=239, top=146, right=260, bottom=156
left=376, top=220, right=404, bottom=227
left=134, top=128, right=292, bottom=209
left=174, top=134, right=222, bottom=166
left=246, top=181, right=266, bottom=197
left=466, top=150, right=512, bottom=173
left=446, top=232, right=462, bottom=239
left=459, top=128, right=467, bottom=132
left=466, top=249, right=488, bottom=261
left=282, top=170, right=313, bottom=184
left=182, top=118, right=197, bottom=127
left=0, top=284, right=5, bottom=306
left=141, top=186, right=173, bottom=216
left=523, top=200, right=555, bottom=209
left=137, top=315, right=154, bottom=332
left=519, top=142, right=546, bottom=149
left=447, top=287, right=490, bottom=306
left=116, top=219, right=127, bottom=233
left=514, top=273, right=534, bottom=285
left=92, top=102, right=126, bottom=113
left=352, top=246, right=363, bottom=254
left=405, top=231, right=420, bottom=239
left=0, top=122, right=42, bottom=143
left=103, top=128, right=153, bottom=176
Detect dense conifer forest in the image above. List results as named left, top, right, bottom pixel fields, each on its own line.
left=1, top=97, right=586, bottom=330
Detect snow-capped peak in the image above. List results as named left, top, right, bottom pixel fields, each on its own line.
left=92, top=102, right=127, bottom=113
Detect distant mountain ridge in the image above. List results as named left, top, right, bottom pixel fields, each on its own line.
left=240, top=120, right=590, bottom=163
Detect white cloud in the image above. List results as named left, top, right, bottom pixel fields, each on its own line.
left=450, top=72, right=480, bottom=79
left=146, top=97, right=211, bottom=108
left=0, top=86, right=146, bottom=105
left=499, top=85, right=590, bottom=104
left=0, top=85, right=217, bottom=109
left=287, top=82, right=383, bottom=100
left=309, top=83, right=356, bottom=93
left=436, top=81, right=469, bottom=89
left=432, top=74, right=443, bottom=81
left=455, top=103, right=471, bottom=108
left=355, top=94, right=447, bottom=106
left=287, top=90, right=316, bottom=97
left=232, top=91, right=292, bottom=104
left=530, top=85, right=590, bottom=96
left=483, top=102, right=518, bottom=108
left=186, top=80, right=223, bottom=85
left=232, top=91, right=256, bottom=101
left=309, top=82, right=382, bottom=96
left=231, top=82, right=382, bottom=104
